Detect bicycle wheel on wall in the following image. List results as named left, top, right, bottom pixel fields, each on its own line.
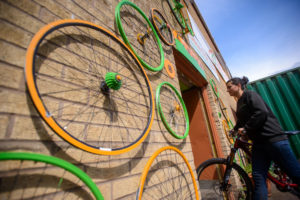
left=137, top=146, right=200, bottom=200
left=197, top=158, right=253, bottom=200
left=150, top=8, right=175, bottom=46
left=218, top=98, right=233, bottom=128
left=115, top=0, right=164, bottom=72
left=156, top=82, right=189, bottom=139
left=166, top=0, right=186, bottom=30
left=25, top=19, right=154, bottom=155
left=222, top=120, right=234, bottom=145
left=0, top=152, right=104, bottom=200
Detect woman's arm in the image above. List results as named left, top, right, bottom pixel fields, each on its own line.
left=244, top=91, right=268, bottom=133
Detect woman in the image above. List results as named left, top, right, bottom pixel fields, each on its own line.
left=226, top=76, right=300, bottom=200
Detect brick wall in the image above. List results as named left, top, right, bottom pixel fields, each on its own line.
left=0, top=0, right=202, bottom=199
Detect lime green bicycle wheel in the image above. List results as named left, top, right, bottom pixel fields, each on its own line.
left=115, top=0, right=164, bottom=72
left=0, top=152, right=103, bottom=200
left=156, top=82, right=189, bottom=139
left=167, top=0, right=194, bottom=35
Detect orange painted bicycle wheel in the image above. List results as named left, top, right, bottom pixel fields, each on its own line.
left=150, top=8, right=175, bottom=46
left=25, top=19, right=154, bottom=155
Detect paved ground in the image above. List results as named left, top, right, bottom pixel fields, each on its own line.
left=268, top=183, right=299, bottom=200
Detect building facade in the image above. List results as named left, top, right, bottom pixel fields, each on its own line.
left=0, top=0, right=237, bottom=199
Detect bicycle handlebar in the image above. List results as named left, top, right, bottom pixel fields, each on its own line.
left=229, top=129, right=246, bottom=137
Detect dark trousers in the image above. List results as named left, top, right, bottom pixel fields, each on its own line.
left=252, top=139, right=300, bottom=200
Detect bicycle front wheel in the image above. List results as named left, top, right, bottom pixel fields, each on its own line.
left=25, top=19, right=154, bottom=155
left=197, top=158, right=253, bottom=200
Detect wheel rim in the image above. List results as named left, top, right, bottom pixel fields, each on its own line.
left=156, top=82, right=189, bottom=139
left=197, top=160, right=250, bottom=200
left=25, top=19, right=154, bottom=155
left=167, top=0, right=186, bottom=30
left=150, top=8, right=175, bottom=46
left=210, top=79, right=219, bottom=98
left=222, top=120, right=234, bottom=144
left=0, top=152, right=104, bottom=200
left=115, top=0, right=164, bottom=72
left=137, top=146, right=200, bottom=200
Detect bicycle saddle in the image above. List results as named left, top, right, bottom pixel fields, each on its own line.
left=284, top=130, right=300, bottom=135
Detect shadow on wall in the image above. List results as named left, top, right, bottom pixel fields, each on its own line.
left=26, top=92, right=149, bottom=180
left=0, top=173, right=95, bottom=200
left=22, top=31, right=152, bottom=180
left=154, top=102, right=187, bottom=150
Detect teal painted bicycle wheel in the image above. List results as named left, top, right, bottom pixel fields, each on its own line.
left=156, top=82, right=189, bottom=139
left=115, top=0, right=164, bottom=72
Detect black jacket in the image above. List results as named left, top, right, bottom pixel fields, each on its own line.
left=234, top=90, right=287, bottom=143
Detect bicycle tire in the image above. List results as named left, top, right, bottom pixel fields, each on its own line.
left=222, top=120, right=234, bottom=145
left=210, top=79, right=219, bottom=98
left=137, top=146, right=200, bottom=200
left=25, top=19, right=154, bottom=155
left=197, top=158, right=253, bottom=200
left=115, top=0, right=164, bottom=72
left=267, top=162, right=299, bottom=196
left=150, top=8, right=175, bottom=46
left=167, top=0, right=186, bottom=30
left=0, top=152, right=104, bottom=200
left=156, top=82, right=189, bottom=139
left=218, top=99, right=233, bottom=128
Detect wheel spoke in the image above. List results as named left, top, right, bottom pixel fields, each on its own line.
left=137, top=147, right=200, bottom=200
left=25, top=20, right=154, bottom=155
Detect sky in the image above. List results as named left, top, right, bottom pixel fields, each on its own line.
left=194, top=0, right=300, bottom=81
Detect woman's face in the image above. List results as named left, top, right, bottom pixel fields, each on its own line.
left=226, top=81, right=241, bottom=97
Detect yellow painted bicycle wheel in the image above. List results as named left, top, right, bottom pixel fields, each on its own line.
left=137, top=146, right=200, bottom=199
left=222, top=120, right=234, bottom=145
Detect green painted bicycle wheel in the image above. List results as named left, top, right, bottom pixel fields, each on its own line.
left=0, top=152, right=104, bottom=200
left=156, top=82, right=189, bottom=139
left=115, top=0, right=164, bottom=72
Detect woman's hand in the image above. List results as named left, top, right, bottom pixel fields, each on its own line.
left=238, top=128, right=246, bottom=135
left=238, top=128, right=248, bottom=141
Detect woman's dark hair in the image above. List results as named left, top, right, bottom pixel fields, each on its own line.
left=226, top=76, right=249, bottom=90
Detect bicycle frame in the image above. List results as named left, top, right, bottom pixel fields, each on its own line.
left=227, top=134, right=298, bottom=191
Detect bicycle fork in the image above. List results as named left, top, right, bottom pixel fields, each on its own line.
left=221, top=148, right=238, bottom=199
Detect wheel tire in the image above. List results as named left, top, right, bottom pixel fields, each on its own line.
left=197, top=158, right=253, bottom=200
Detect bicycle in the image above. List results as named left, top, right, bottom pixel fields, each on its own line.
left=197, top=130, right=300, bottom=200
